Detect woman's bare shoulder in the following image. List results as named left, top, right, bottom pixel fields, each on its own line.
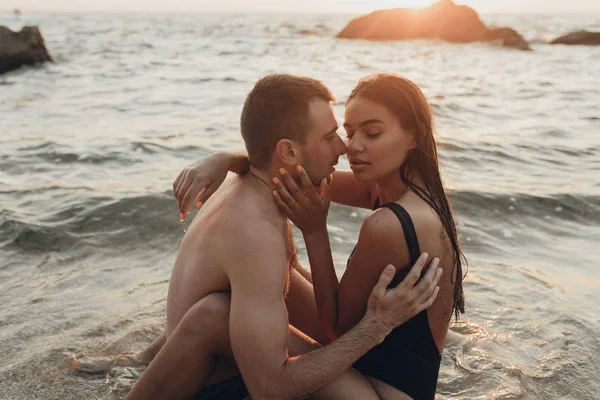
left=354, top=207, right=410, bottom=261
left=397, top=194, right=444, bottom=236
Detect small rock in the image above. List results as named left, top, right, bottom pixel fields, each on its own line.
left=0, top=25, right=52, bottom=74
left=550, top=31, right=600, bottom=46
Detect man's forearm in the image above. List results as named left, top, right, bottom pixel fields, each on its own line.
left=271, top=317, right=387, bottom=399
left=223, top=151, right=249, bottom=174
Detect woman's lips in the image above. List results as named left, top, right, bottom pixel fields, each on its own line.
left=350, top=162, right=369, bottom=172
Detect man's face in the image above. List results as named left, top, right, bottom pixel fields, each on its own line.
left=298, top=99, right=347, bottom=186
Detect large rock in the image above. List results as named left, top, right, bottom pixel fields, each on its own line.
left=336, top=0, right=530, bottom=50
left=550, top=31, right=600, bottom=45
left=0, top=26, right=52, bottom=74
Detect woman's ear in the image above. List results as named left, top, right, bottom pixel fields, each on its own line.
left=409, top=129, right=418, bottom=150
left=274, top=139, right=299, bottom=166
left=410, top=137, right=417, bottom=150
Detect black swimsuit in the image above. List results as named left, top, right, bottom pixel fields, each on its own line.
left=350, top=201, right=441, bottom=400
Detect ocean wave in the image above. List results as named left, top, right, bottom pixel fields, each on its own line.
left=0, top=193, right=183, bottom=253
left=1, top=188, right=597, bottom=254
left=451, top=191, right=600, bottom=225
left=5, top=141, right=204, bottom=166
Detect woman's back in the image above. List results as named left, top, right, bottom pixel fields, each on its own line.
left=344, top=191, right=456, bottom=400
left=397, top=191, right=456, bottom=351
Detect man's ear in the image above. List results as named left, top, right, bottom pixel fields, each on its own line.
left=274, top=139, right=299, bottom=166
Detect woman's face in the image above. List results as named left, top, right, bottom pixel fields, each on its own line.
left=344, top=96, right=415, bottom=183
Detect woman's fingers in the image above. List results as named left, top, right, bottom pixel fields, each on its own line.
left=320, top=178, right=330, bottom=203
left=279, top=168, right=304, bottom=201
left=174, top=170, right=188, bottom=203
left=273, top=190, right=295, bottom=218
left=177, top=172, right=194, bottom=207
left=180, top=183, right=206, bottom=218
left=296, top=166, right=320, bottom=202
left=173, top=171, right=184, bottom=199
left=272, top=177, right=301, bottom=213
left=193, top=185, right=208, bottom=209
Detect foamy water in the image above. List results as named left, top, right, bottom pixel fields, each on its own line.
left=1, top=11, right=599, bottom=400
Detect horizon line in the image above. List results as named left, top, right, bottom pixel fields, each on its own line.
left=3, top=8, right=600, bottom=15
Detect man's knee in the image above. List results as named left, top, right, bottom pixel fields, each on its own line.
left=178, top=292, right=231, bottom=339
left=288, top=325, right=322, bottom=356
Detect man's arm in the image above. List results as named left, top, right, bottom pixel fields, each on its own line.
left=226, top=223, right=383, bottom=400
left=226, top=221, right=440, bottom=400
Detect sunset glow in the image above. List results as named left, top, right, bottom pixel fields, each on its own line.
left=4, top=0, right=600, bottom=13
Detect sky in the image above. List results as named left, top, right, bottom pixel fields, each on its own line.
left=4, top=0, right=600, bottom=14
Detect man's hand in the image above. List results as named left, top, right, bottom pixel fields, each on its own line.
left=364, top=253, right=441, bottom=337
left=172, top=153, right=232, bottom=220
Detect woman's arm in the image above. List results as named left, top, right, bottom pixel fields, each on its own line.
left=328, top=170, right=375, bottom=209
left=301, top=228, right=342, bottom=341
left=173, top=152, right=249, bottom=219
left=272, top=167, right=438, bottom=341
left=173, top=151, right=375, bottom=219
left=335, top=208, right=415, bottom=335
left=299, top=211, right=438, bottom=340
left=271, top=168, right=341, bottom=340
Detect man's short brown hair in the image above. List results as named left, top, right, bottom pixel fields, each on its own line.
left=240, top=74, right=336, bottom=167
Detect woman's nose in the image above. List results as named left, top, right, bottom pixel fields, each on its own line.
left=347, top=136, right=363, bottom=153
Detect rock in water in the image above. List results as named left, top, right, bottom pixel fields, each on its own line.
left=0, top=26, right=52, bottom=74
left=336, top=0, right=530, bottom=50
left=550, top=31, right=600, bottom=45
left=480, top=28, right=531, bottom=51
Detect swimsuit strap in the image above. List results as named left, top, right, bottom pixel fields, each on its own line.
left=379, top=202, right=421, bottom=266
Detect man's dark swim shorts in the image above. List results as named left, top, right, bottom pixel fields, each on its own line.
left=193, top=374, right=249, bottom=400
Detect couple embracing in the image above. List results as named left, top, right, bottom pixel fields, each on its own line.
left=125, top=72, right=466, bottom=400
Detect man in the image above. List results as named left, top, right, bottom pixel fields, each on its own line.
left=124, top=74, right=441, bottom=400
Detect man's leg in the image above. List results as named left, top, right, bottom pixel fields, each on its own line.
left=103, top=263, right=326, bottom=377
left=126, top=291, right=410, bottom=400
left=124, top=292, right=236, bottom=400
left=71, top=330, right=166, bottom=374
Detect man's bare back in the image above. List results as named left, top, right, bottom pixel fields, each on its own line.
left=166, top=173, right=295, bottom=336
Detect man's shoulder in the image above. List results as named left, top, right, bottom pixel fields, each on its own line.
left=215, top=203, right=281, bottom=239
left=215, top=205, right=286, bottom=260
left=222, top=216, right=288, bottom=287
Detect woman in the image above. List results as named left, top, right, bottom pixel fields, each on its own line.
left=169, top=73, right=466, bottom=399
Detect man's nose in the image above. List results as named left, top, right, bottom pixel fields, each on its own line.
left=335, top=135, right=348, bottom=156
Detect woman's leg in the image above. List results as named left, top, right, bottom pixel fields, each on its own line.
left=124, top=292, right=235, bottom=400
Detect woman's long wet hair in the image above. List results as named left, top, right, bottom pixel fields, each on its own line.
left=347, top=73, right=466, bottom=319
